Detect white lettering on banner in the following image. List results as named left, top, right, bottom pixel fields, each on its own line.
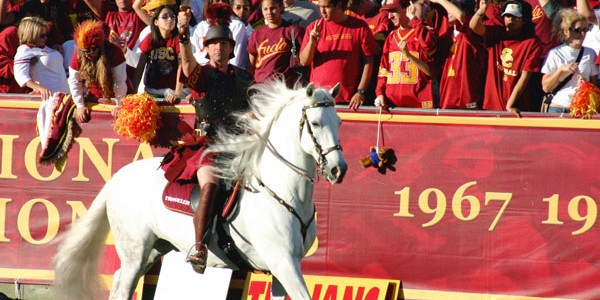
left=164, top=196, right=190, bottom=206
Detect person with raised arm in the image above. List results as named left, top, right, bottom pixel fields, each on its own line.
left=175, top=2, right=252, bottom=273
left=299, top=0, right=379, bottom=110
left=469, top=0, right=542, bottom=117
left=374, top=0, right=438, bottom=109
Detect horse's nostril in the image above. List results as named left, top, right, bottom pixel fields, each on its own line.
left=331, top=166, right=339, bottom=178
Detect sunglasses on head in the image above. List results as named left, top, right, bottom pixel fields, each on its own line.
left=570, top=25, right=591, bottom=34
left=159, top=13, right=176, bottom=19
left=234, top=4, right=250, bottom=11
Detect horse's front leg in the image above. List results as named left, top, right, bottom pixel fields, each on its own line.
left=270, top=258, right=311, bottom=300
left=271, top=276, right=287, bottom=300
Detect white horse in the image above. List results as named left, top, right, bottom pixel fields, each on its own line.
left=53, top=80, right=348, bottom=300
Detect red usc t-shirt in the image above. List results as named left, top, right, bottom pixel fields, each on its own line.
left=105, top=10, right=146, bottom=50
left=483, top=25, right=543, bottom=111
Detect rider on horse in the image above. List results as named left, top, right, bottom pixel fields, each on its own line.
left=173, top=3, right=252, bottom=273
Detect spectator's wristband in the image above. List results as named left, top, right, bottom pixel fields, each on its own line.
left=179, top=34, right=190, bottom=44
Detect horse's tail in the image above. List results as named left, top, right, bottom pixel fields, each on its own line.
left=53, top=184, right=111, bottom=300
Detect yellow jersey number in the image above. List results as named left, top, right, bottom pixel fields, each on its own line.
left=386, top=51, right=419, bottom=85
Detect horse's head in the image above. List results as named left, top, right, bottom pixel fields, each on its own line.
left=299, top=82, right=347, bottom=184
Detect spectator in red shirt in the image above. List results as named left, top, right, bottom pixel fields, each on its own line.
left=68, top=20, right=127, bottom=123
left=299, top=0, right=379, bottom=110
left=434, top=0, right=487, bottom=109
left=247, top=0, right=306, bottom=86
left=348, top=0, right=393, bottom=105
left=0, top=25, right=29, bottom=93
left=470, top=0, right=543, bottom=117
left=375, top=0, right=438, bottom=109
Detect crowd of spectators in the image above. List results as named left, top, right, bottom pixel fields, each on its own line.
left=1, top=0, right=600, bottom=116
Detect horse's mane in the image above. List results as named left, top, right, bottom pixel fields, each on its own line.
left=203, top=79, right=320, bottom=183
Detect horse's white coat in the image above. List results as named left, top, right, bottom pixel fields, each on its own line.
left=53, top=80, right=347, bottom=300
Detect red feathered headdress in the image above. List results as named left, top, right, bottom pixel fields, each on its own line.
left=205, top=3, right=233, bottom=26
left=73, top=20, right=107, bottom=51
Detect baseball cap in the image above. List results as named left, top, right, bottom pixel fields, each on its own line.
left=142, top=0, right=176, bottom=11
left=501, top=2, right=523, bottom=17
left=380, top=0, right=410, bottom=11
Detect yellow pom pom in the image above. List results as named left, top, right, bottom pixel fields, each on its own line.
left=113, top=94, right=161, bottom=142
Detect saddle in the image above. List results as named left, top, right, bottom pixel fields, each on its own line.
left=161, top=179, right=240, bottom=219
left=163, top=180, right=259, bottom=271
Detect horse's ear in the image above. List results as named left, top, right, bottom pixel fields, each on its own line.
left=306, top=82, right=315, bottom=97
left=330, top=83, right=341, bottom=99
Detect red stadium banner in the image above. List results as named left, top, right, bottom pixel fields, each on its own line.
left=1, top=96, right=599, bottom=299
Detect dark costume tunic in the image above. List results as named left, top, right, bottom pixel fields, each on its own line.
left=188, top=63, right=252, bottom=135
left=161, top=63, right=252, bottom=183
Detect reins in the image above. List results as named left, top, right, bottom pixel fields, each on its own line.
left=254, top=130, right=316, bottom=184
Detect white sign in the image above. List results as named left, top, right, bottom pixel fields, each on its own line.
left=154, top=251, right=233, bottom=300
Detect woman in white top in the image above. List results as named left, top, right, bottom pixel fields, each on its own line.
left=14, top=17, right=69, bottom=101
left=541, top=8, right=599, bottom=113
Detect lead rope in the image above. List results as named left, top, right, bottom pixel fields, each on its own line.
left=376, top=106, right=382, bottom=151
left=254, top=130, right=315, bottom=184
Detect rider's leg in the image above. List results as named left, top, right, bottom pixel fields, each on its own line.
left=188, top=165, right=219, bottom=273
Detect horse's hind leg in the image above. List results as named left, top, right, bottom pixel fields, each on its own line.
left=109, top=235, right=158, bottom=300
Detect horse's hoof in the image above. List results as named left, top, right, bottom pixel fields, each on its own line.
left=187, top=248, right=207, bottom=274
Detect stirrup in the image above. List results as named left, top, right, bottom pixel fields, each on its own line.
left=186, top=244, right=208, bottom=274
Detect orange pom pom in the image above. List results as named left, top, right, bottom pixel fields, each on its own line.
left=113, top=94, right=161, bottom=143
left=571, top=80, right=600, bottom=118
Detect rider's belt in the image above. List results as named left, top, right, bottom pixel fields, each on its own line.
left=196, top=122, right=211, bottom=137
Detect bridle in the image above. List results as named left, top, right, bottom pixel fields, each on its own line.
left=299, top=100, right=343, bottom=177
left=255, top=99, right=343, bottom=184
left=253, top=99, right=343, bottom=242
